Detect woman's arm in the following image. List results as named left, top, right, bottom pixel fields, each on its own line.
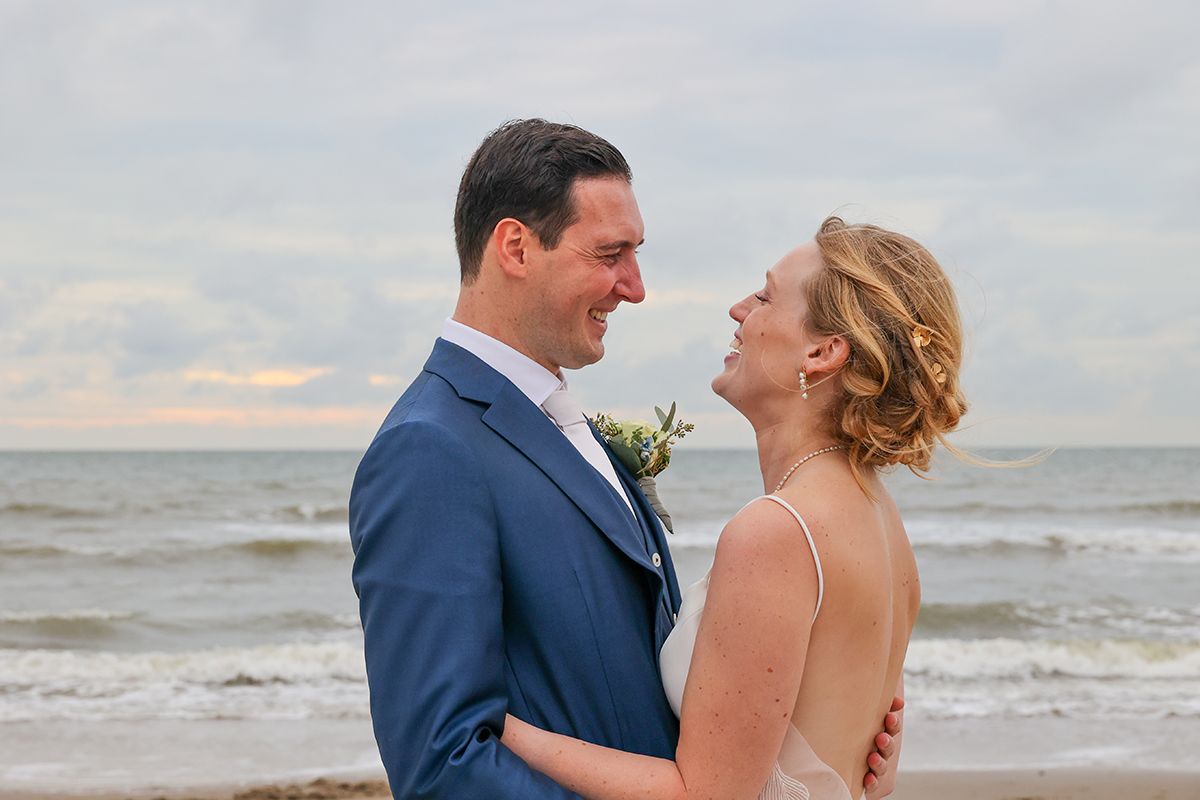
left=673, top=499, right=819, bottom=796
left=502, top=714, right=687, bottom=800
left=502, top=500, right=817, bottom=800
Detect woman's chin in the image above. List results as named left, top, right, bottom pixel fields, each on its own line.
left=710, top=371, right=736, bottom=405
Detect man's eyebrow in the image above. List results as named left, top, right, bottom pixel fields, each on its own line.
left=598, top=238, right=645, bottom=250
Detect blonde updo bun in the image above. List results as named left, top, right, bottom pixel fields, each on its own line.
left=810, top=216, right=968, bottom=484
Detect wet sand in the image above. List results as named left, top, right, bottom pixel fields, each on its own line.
left=1, top=769, right=1196, bottom=800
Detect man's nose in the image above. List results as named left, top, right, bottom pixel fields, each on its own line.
left=617, top=256, right=646, bottom=304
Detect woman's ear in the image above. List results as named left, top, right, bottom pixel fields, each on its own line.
left=806, top=333, right=850, bottom=374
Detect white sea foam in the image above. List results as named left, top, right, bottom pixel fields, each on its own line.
left=906, top=675, right=1200, bottom=719
left=4, top=636, right=1198, bottom=723
left=905, top=638, right=1200, bottom=719
left=0, top=609, right=136, bottom=624
left=0, top=522, right=352, bottom=560
left=916, top=600, right=1200, bottom=640
left=0, top=640, right=369, bottom=722
left=904, top=518, right=1200, bottom=558
left=671, top=517, right=1200, bottom=559
left=907, top=637, right=1200, bottom=680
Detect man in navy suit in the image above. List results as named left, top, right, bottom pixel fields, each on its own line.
left=349, top=120, right=899, bottom=798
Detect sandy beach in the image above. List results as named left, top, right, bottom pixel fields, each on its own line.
left=1, top=769, right=1196, bottom=800
left=4, top=714, right=1198, bottom=800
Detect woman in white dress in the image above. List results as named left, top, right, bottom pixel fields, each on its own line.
left=502, top=217, right=967, bottom=799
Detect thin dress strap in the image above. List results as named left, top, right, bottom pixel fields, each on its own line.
left=748, top=494, right=825, bottom=624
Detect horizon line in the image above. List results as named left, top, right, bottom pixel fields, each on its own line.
left=2, top=444, right=1198, bottom=454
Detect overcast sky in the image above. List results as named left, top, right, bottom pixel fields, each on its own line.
left=2, top=0, right=1197, bottom=450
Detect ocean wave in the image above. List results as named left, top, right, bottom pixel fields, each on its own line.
left=1, top=499, right=349, bottom=524
left=905, top=520, right=1200, bottom=558
left=275, top=503, right=349, bottom=523
left=916, top=601, right=1200, bottom=640
left=0, top=501, right=96, bottom=518
left=230, top=537, right=351, bottom=557
left=0, top=543, right=84, bottom=558
left=669, top=520, right=1200, bottom=560
left=900, top=501, right=1065, bottom=515
left=904, top=637, right=1200, bottom=719
left=0, top=541, right=154, bottom=559
left=907, top=674, right=1200, bottom=720
left=0, top=640, right=364, bottom=685
left=233, top=611, right=362, bottom=633
left=0, top=608, right=139, bottom=639
left=897, top=499, right=1200, bottom=517
left=0, top=641, right=368, bottom=722
left=0, top=609, right=136, bottom=623
left=0, top=524, right=351, bottom=561
left=906, top=637, right=1200, bottom=681
left=1115, top=500, right=1200, bottom=516
left=3, top=635, right=1196, bottom=723
left=0, top=609, right=137, bottom=641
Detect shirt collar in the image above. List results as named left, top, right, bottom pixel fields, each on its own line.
left=440, top=318, right=564, bottom=407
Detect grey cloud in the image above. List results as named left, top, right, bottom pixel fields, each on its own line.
left=989, top=3, right=1198, bottom=144
left=271, top=368, right=404, bottom=408
left=113, top=302, right=211, bottom=378
left=2, top=0, right=1197, bottom=445
left=6, top=376, right=50, bottom=402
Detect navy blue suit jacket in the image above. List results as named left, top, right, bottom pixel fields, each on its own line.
left=349, top=339, right=683, bottom=798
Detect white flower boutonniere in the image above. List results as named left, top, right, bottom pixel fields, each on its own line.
left=591, top=402, right=694, bottom=533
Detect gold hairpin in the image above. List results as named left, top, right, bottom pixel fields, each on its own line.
left=912, top=325, right=934, bottom=349
left=930, top=362, right=947, bottom=384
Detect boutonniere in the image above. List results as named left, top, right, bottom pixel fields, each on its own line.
left=591, top=403, right=694, bottom=533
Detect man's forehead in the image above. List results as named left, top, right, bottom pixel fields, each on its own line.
left=575, top=207, right=643, bottom=242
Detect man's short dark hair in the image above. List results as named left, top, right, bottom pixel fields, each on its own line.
left=454, top=119, right=633, bottom=283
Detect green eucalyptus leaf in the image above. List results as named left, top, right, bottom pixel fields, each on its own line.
left=661, top=401, right=677, bottom=431
left=608, top=440, right=644, bottom=475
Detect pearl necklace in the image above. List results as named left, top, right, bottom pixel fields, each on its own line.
left=773, top=445, right=847, bottom=492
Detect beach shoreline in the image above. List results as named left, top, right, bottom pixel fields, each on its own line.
left=5, top=714, right=1197, bottom=799
left=1, top=769, right=1196, bottom=800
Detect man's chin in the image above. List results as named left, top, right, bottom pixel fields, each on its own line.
left=560, top=341, right=605, bottom=370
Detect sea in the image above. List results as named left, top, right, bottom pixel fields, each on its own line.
left=1, top=448, right=1197, bottom=790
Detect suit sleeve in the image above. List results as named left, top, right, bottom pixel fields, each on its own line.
left=349, top=419, right=580, bottom=799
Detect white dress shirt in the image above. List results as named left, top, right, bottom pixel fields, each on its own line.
left=440, top=318, right=635, bottom=516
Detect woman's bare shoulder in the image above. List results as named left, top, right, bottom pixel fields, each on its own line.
left=771, top=465, right=900, bottom=567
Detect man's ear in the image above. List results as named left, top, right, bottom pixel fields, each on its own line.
left=492, top=218, right=535, bottom=279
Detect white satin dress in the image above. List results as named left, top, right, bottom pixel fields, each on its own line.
left=659, top=495, right=863, bottom=800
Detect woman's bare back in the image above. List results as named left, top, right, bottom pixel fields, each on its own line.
left=775, top=461, right=920, bottom=793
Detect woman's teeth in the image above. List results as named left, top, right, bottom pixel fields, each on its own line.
left=729, top=338, right=741, bottom=353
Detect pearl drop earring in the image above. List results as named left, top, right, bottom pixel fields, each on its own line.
left=799, top=370, right=809, bottom=400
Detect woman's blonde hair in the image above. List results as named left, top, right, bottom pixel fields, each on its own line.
left=809, top=216, right=969, bottom=489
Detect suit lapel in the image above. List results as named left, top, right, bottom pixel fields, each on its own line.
left=424, top=339, right=657, bottom=574
left=600, top=431, right=683, bottom=611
